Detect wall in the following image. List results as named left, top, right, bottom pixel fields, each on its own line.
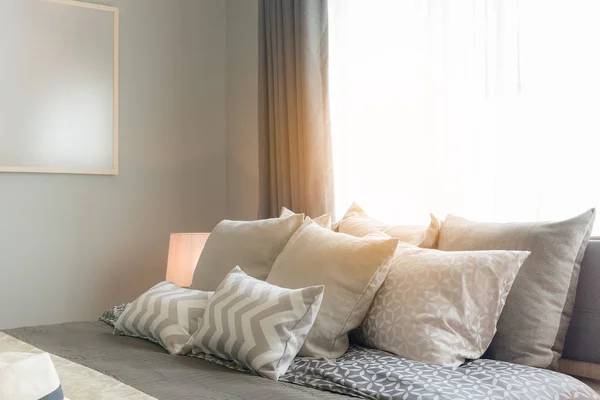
left=0, top=0, right=227, bottom=329
left=225, top=0, right=260, bottom=221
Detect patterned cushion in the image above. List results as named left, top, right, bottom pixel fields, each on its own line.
left=439, top=209, right=596, bottom=369
left=114, top=282, right=212, bottom=355
left=337, top=202, right=441, bottom=248
left=188, top=267, right=324, bottom=381
left=354, top=243, right=530, bottom=365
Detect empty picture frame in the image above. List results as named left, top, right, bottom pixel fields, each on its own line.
left=0, top=0, right=119, bottom=175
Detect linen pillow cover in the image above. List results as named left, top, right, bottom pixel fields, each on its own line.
left=114, top=281, right=212, bottom=355
left=280, top=206, right=332, bottom=229
left=266, top=220, right=398, bottom=359
left=354, top=243, right=530, bottom=366
left=191, top=214, right=303, bottom=291
left=438, top=209, right=595, bottom=369
left=338, top=202, right=441, bottom=248
left=188, top=267, right=324, bottom=381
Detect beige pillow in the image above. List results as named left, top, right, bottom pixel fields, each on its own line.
left=266, top=220, right=398, bottom=359
left=438, top=210, right=595, bottom=369
left=354, top=243, right=530, bottom=365
left=338, top=202, right=441, bottom=248
left=190, top=214, right=303, bottom=291
left=280, top=206, right=332, bottom=229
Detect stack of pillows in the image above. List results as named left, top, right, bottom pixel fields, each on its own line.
left=114, top=203, right=595, bottom=381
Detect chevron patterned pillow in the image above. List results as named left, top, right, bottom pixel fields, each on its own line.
left=114, top=282, right=212, bottom=355
left=188, top=266, right=324, bottom=381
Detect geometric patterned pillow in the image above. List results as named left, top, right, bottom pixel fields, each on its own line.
left=354, top=243, right=530, bottom=366
left=114, top=282, right=212, bottom=355
left=187, top=267, right=324, bottom=381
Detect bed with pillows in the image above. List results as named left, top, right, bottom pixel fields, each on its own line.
left=2, top=205, right=599, bottom=399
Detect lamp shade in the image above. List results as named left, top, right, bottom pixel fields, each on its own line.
left=166, top=233, right=210, bottom=287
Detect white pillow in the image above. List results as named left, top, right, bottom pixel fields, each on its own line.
left=188, top=267, right=324, bottom=381
left=338, top=202, right=441, bottom=248
left=279, top=206, right=332, bottom=229
left=266, top=220, right=398, bottom=359
left=354, top=243, right=530, bottom=365
left=191, top=214, right=303, bottom=291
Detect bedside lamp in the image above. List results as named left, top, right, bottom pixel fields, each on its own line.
left=166, top=233, right=210, bottom=287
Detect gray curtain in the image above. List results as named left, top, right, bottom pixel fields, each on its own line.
left=258, top=0, right=334, bottom=219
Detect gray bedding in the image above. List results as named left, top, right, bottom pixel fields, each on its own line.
left=3, top=321, right=349, bottom=400
left=3, top=320, right=599, bottom=400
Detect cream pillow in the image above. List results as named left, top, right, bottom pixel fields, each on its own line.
left=266, top=220, right=398, bottom=359
left=190, top=214, right=303, bottom=291
left=279, top=206, right=332, bottom=229
left=354, top=243, right=530, bottom=366
left=338, top=203, right=441, bottom=248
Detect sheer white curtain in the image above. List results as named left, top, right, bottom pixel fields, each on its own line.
left=329, top=0, right=600, bottom=233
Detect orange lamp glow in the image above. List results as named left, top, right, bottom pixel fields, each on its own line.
left=165, top=233, right=210, bottom=287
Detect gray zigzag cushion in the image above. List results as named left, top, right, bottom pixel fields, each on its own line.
left=114, top=281, right=212, bottom=355
left=188, top=266, right=324, bottom=381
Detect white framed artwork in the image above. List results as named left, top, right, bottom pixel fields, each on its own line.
left=0, top=0, right=119, bottom=175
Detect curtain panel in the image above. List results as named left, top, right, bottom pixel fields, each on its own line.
left=258, top=0, right=334, bottom=219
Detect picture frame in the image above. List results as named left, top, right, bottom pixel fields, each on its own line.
left=0, top=0, right=120, bottom=175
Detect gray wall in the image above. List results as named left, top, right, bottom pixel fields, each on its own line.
left=0, top=0, right=228, bottom=329
left=225, top=0, right=260, bottom=221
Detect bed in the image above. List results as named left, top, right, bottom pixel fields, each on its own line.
left=2, top=318, right=599, bottom=400
left=2, top=236, right=600, bottom=399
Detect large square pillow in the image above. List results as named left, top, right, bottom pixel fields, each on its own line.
left=266, top=220, right=398, bottom=359
left=338, top=202, right=441, bottom=248
left=114, top=281, right=212, bottom=355
left=438, top=209, right=595, bottom=368
left=354, top=243, right=530, bottom=365
left=188, top=267, right=324, bottom=381
left=191, top=214, right=303, bottom=291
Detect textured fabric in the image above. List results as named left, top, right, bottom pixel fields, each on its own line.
left=114, top=282, right=212, bottom=355
left=3, top=322, right=349, bottom=400
left=189, top=267, right=323, bottom=381
left=0, top=352, right=66, bottom=400
left=439, top=209, right=596, bottom=369
left=0, top=332, right=155, bottom=399
left=266, top=220, right=398, bottom=358
left=280, top=206, right=332, bottom=229
left=282, top=345, right=600, bottom=400
left=258, top=0, right=334, bottom=219
left=338, top=202, right=441, bottom=248
left=564, top=239, right=600, bottom=364
left=191, top=214, right=303, bottom=291
left=354, top=243, right=529, bottom=365
left=99, top=303, right=128, bottom=326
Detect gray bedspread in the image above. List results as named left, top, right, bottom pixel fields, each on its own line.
left=3, top=321, right=349, bottom=400
left=4, top=320, right=599, bottom=400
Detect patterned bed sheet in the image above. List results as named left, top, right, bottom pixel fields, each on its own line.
left=102, top=304, right=600, bottom=400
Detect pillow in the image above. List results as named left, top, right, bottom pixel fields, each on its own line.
left=190, top=214, right=303, bottom=291
left=114, top=282, right=212, bottom=355
left=188, top=267, right=324, bottom=381
left=280, top=206, right=332, bottom=229
left=438, top=209, right=596, bottom=369
left=354, top=243, right=530, bottom=365
left=266, top=220, right=399, bottom=359
left=338, top=202, right=441, bottom=248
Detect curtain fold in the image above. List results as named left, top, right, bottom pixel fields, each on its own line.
left=258, top=0, right=334, bottom=219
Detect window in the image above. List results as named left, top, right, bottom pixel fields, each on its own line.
left=329, top=0, right=600, bottom=233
